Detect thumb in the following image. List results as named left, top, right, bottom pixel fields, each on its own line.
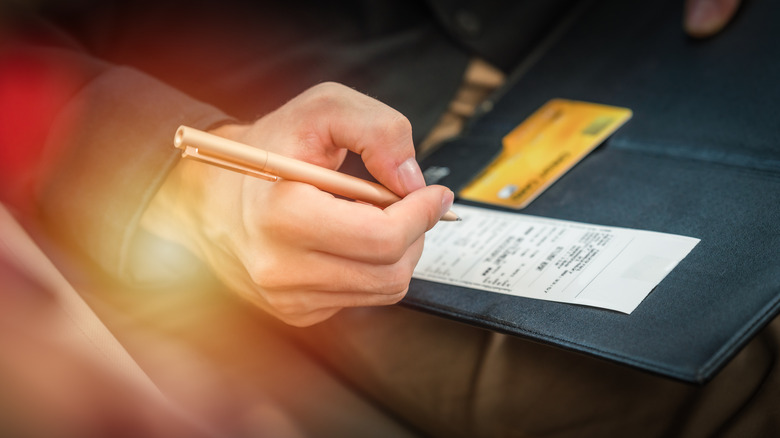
left=355, top=125, right=426, bottom=197
left=383, top=185, right=456, bottom=236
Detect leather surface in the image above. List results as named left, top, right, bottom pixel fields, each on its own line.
left=409, top=0, right=780, bottom=383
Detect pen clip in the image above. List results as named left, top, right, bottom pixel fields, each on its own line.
left=180, top=145, right=278, bottom=182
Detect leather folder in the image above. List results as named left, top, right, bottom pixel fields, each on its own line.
left=406, top=0, right=780, bottom=383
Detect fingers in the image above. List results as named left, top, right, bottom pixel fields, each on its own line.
left=231, top=82, right=424, bottom=197
left=235, top=231, right=421, bottom=327
left=230, top=181, right=453, bottom=326
left=296, top=82, right=425, bottom=196
left=260, top=180, right=453, bottom=263
left=684, top=0, right=742, bottom=38
left=244, top=234, right=424, bottom=294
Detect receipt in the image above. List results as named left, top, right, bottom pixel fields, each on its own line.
left=414, top=204, right=700, bottom=313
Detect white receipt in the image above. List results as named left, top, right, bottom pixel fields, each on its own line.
left=414, top=204, right=700, bottom=313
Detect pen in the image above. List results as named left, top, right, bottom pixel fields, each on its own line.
left=174, top=126, right=460, bottom=221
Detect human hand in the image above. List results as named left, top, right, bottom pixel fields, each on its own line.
left=144, top=83, right=453, bottom=327
left=684, top=0, right=742, bottom=38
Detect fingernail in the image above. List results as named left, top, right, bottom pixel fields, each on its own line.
left=441, top=190, right=455, bottom=218
left=397, top=157, right=425, bottom=194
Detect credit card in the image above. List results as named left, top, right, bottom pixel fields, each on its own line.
left=459, top=99, right=632, bottom=209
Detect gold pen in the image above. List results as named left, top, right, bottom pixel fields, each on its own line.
left=174, top=126, right=460, bottom=221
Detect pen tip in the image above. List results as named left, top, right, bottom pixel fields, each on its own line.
left=441, top=211, right=460, bottom=222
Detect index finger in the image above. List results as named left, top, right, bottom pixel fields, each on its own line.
left=309, top=83, right=426, bottom=197
left=267, top=182, right=453, bottom=265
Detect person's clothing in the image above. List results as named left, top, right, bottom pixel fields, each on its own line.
left=2, top=1, right=779, bottom=437
left=283, top=305, right=780, bottom=438
left=1, top=12, right=234, bottom=276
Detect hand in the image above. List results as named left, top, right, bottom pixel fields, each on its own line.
left=684, top=0, right=742, bottom=38
left=144, top=83, right=454, bottom=327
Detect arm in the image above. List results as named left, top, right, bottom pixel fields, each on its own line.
left=0, top=29, right=233, bottom=276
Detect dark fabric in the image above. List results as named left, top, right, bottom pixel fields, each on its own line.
left=33, top=0, right=470, bottom=146
left=425, top=0, right=581, bottom=71
left=30, top=0, right=581, bottom=144
left=413, top=0, right=780, bottom=382
left=285, top=304, right=780, bottom=437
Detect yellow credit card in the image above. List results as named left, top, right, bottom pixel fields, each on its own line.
left=459, top=99, right=632, bottom=209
